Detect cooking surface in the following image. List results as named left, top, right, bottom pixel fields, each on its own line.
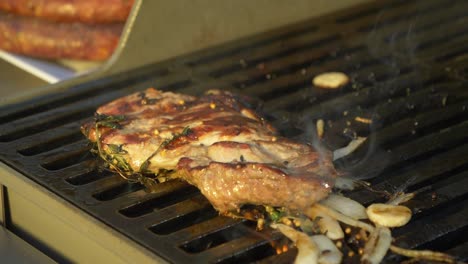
left=1, top=0, right=467, bottom=262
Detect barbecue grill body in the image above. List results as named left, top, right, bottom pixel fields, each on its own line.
left=0, top=0, right=467, bottom=263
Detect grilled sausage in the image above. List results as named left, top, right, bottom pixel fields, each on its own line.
left=0, top=13, right=123, bottom=60
left=0, top=0, right=134, bottom=24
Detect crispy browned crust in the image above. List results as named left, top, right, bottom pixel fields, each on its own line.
left=177, top=156, right=334, bottom=213
left=0, top=13, right=122, bottom=60
left=0, top=0, right=134, bottom=24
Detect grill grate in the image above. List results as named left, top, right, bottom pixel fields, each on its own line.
left=1, top=0, right=468, bottom=262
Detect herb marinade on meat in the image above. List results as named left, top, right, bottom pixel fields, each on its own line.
left=82, top=88, right=336, bottom=214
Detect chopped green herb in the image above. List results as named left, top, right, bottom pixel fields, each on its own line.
left=107, top=144, right=127, bottom=154
left=265, top=205, right=286, bottom=222
left=92, top=116, right=188, bottom=192
left=94, top=114, right=126, bottom=129
left=139, top=126, right=192, bottom=173
left=93, top=115, right=133, bottom=180
left=95, top=113, right=125, bottom=122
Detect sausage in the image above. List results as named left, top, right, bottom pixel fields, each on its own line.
left=0, top=13, right=123, bottom=60
left=0, top=0, right=134, bottom=24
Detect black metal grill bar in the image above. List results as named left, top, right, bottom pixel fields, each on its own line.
left=359, top=100, right=468, bottom=151
left=149, top=205, right=217, bottom=236
left=0, top=69, right=189, bottom=132
left=182, top=0, right=416, bottom=69
left=196, top=226, right=279, bottom=263
left=357, top=0, right=457, bottom=32
left=47, top=161, right=96, bottom=181
left=217, top=240, right=283, bottom=264
left=171, top=216, right=241, bottom=245
left=436, top=47, right=468, bottom=67
left=65, top=169, right=113, bottom=186
left=146, top=195, right=212, bottom=227
left=423, top=37, right=468, bottom=63
left=393, top=199, right=468, bottom=251
left=415, top=24, right=468, bottom=52
left=183, top=25, right=319, bottom=67
left=0, top=91, right=125, bottom=142
left=256, top=247, right=298, bottom=264
left=84, top=175, right=129, bottom=195
left=371, top=84, right=466, bottom=124
left=207, top=38, right=339, bottom=88
left=348, top=143, right=468, bottom=205
left=18, top=132, right=84, bottom=157
left=337, top=116, right=468, bottom=172
left=403, top=170, right=468, bottom=222
left=0, top=108, right=92, bottom=143
left=189, top=2, right=458, bottom=83
left=344, top=136, right=468, bottom=187
left=324, top=83, right=467, bottom=147
left=296, top=72, right=442, bottom=121
left=0, top=66, right=171, bottom=123
left=39, top=140, right=90, bottom=170
left=205, top=32, right=339, bottom=77
left=264, top=63, right=413, bottom=114
left=0, top=77, right=197, bottom=145
left=210, top=34, right=342, bottom=79
left=119, top=184, right=199, bottom=218
left=384, top=10, right=467, bottom=45
left=446, top=241, right=468, bottom=262
left=117, top=180, right=189, bottom=204
left=13, top=116, right=87, bottom=155
left=239, top=46, right=367, bottom=97
left=92, top=182, right=144, bottom=202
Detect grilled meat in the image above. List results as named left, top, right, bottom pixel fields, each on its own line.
left=82, top=88, right=336, bottom=213
left=0, top=0, right=134, bottom=24
left=0, top=13, right=122, bottom=60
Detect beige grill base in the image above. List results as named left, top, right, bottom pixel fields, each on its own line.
left=0, top=163, right=165, bottom=263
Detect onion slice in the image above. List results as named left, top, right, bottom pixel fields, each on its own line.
left=334, top=177, right=358, bottom=190
left=361, top=226, right=392, bottom=264
left=271, top=224, right=319, bottom=264
left=333, top=137, right=367, bottom=160
left=388, top=192, right=415, bottom=205
left=306, top=204, right=375, bottom=232
left=319, top=194, right=368, bottom=220
left=311, top=235, right=343, bottom=264
left=307, top=208, right=344, bottom=240
left=390, top=246, right=456, bottom=263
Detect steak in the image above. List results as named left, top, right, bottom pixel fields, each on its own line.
left=82, top=88, right=337, bottom=213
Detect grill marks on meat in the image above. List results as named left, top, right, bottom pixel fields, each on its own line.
left=83, top=88, right=336, bottom=213
left=0, top=13, right=122, bottom=60
left=0, top=0, right=134, bottom=24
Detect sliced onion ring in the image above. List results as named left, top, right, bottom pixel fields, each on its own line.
left=390, top=246, right=456, bottom=263
left=333, top=137, right=367, bottom=160
left=361, top=226, right=392, bottom=264
left=311, top=235, right=343, bottom=264
left=306, top=204, right=375, bottom=232
left=307, top=208, right=344, bottom=240
left=271, top=223, right=319, bottom=264
left=320, top=194, right=368, bottom=220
